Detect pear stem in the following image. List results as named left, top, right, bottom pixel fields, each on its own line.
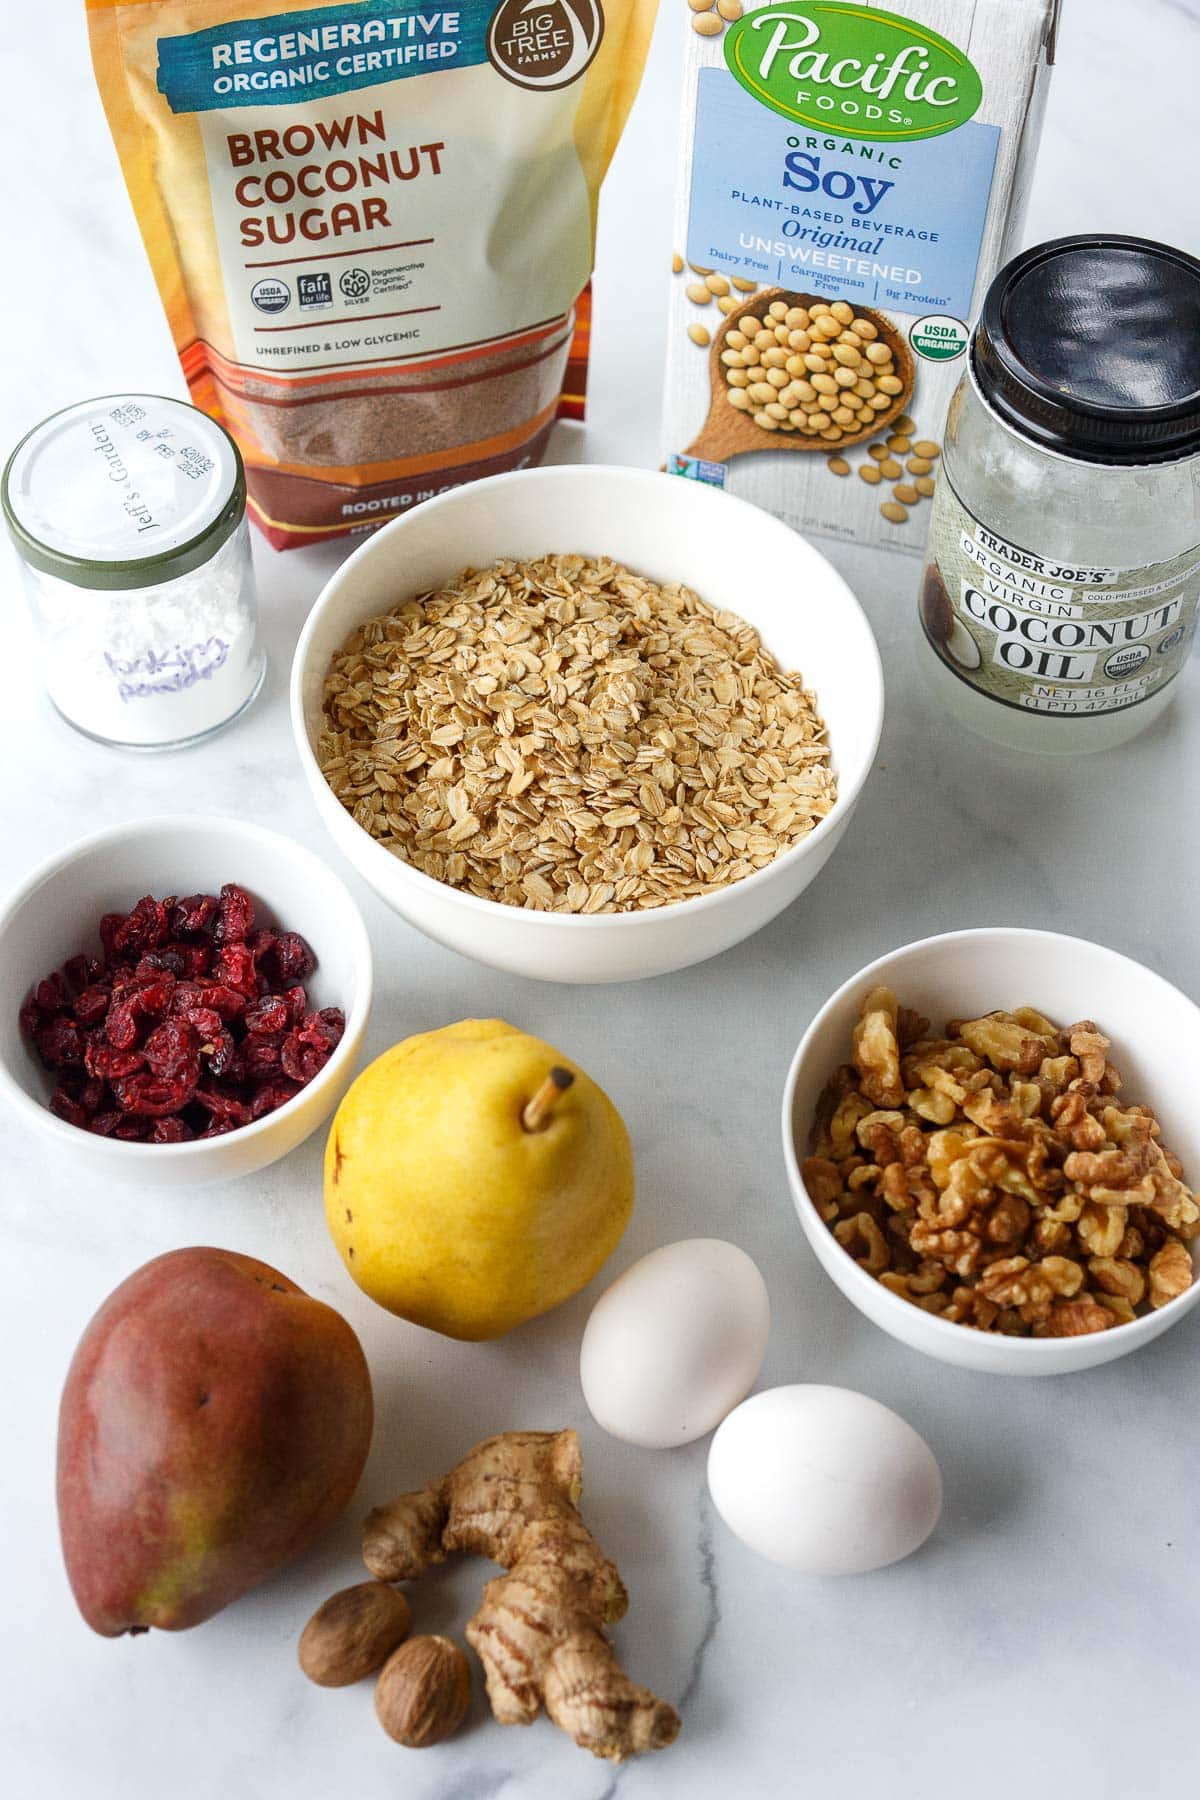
left=522, top=1067, right=575, bottom=1132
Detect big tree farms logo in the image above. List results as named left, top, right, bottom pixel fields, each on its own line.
left=724, top=2, right=984, bottom=141
left=487, top=0, right=605, bottom=90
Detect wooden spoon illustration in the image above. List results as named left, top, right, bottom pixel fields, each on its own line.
left=685, top=289, right=915, bottom=463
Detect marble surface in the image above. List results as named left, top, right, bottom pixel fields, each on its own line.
left=3, top=4, right=1199, bottom=1797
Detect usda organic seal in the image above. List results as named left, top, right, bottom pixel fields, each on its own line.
left=910, top=315, right=969, bottom=362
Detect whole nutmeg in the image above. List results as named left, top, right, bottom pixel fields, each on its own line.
left=375, top=1634, right=472, bottom=1748
left=299, top=1581, right=412, bottom=1687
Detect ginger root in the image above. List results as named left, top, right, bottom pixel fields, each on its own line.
left=362, top=1429, right=680, bottom=1763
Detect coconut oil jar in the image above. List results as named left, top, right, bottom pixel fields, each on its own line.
left=3, top=394, right=264, bottom=750
left=919, top=236, right=1200, bottom=754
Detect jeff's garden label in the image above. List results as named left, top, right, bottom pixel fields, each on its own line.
left=923, top=474, right=1200, bottom=718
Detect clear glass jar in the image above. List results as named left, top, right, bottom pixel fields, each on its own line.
left=3, top=394, right=264, bottom=751
left=919, top=237, right=1200, bottom=755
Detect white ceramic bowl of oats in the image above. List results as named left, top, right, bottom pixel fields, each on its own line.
left=291, top=465, right=883, bottom=984
left=782, top=928, right=1200, bottom=1376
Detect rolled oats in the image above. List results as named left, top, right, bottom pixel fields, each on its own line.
left=318, top=555, right=835, bottom=913
left=802, top=995, right=1197, bottom=1336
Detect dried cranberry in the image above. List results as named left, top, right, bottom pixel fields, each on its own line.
left=215, top=943, right=258, bottom=998
left=113, top=896, right=169, bottom=956
left=35, top=973, right=70, bottom=1014
left=247, top=928, right=278, bottom=966
left=243, top=995, right=290, bottom=1035
left=74, top=985, right=111, bottom=1026
left=113, top=1116, right=152, bottom=1141
left=18, top=994, right=42, bottom=1038
left=309, top=1007, right=343, bottom=1044
left=98, top=913, right=125, bottom=961
left=79, top=1077, right=105, bottom=1114
left=87, top=1110, right=124, bottom=1138
left=292, top=1039, right=333, bottom=1083
left=176, top=1005, right=225, bottom=1043
left=135, top=948, right=186, bottom=979
left=271, top=932, right=316, bottom=982
left=169, top=893, right=218, bottom=939
left=150, top=1116, right=194, bottom=1144
left=215, top=883, right=255, bottom=946
left=105, top=1005, right=137, bottom=1051
left=194, top=980, right=247, bottom=1021
left=242, top=1035, right=284, bottom=1080
left=143, top=1020, right=200, bottom=1083
left=49, top=1091, right=89, bottom=1128
left=105, top=976, right=175, bottom=1049
left=280, top=1031, right=329, bottom=1084
left=318, top=1007, right=346, bottom=1040
left=85, top=1040, right=146, bottom=1081
left=112, top=1073, right=194, bottom=1118
left=199, top=1027, right=237, bottom=1078
left=35, top=1018, right=85, bottom=1069
left=249, top=1079, right=302, bottom=1119
left=55, top=1069, right=108, bottom=1110
left=143, top=975, right=175, bottom=1015
left=193, top=1087, right=251, bottom=1129
left=64, top=954, right=103, bottom=993
left=282, top=984, right=308, bottom=1025
left=174, top=944, right=212, bottom=978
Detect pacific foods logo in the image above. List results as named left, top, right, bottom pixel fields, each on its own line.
left=724, top=2, right=984, bottom=142
left=487, top=0, right=604, bottom=90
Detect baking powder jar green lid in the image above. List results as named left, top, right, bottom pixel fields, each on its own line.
left=2, top=394, right=246, bottom=591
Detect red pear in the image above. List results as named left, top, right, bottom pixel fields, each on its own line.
left=57, top=1246, right=373, bottom=1636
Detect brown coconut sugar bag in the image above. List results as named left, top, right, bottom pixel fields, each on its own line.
left=87, top=0, right=655, bottom=548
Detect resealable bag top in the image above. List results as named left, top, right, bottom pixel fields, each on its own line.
left=87, top=0, right=655, bottom=549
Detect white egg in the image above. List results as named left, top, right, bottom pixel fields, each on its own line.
left=707, top=1385, right=942, bottom=1574
left=579, top=1238, right=770, bottom=1450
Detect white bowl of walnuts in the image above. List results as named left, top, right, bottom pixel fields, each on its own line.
left=290, top=465, right=883, bottom=984
left=782, top=927, right=1200, bottom=1376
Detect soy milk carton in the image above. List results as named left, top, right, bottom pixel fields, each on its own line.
left=663, top=0, right=1059, bottom=553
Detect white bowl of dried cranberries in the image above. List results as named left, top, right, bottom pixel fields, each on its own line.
left=0, top=815, right=372, bottom=1186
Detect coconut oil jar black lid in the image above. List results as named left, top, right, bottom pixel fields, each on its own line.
left=973, top=234, right=1200, bottom=465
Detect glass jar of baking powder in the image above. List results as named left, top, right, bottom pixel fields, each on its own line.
left=919, top=236, right=1200, bottom=755
left=3, top=394, right=264, bottom=750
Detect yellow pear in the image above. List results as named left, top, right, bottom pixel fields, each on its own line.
left=324, top=1020, right=633, bottom=1341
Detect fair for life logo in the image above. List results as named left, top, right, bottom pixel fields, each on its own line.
left=723, top=2, right=984, bottom=142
